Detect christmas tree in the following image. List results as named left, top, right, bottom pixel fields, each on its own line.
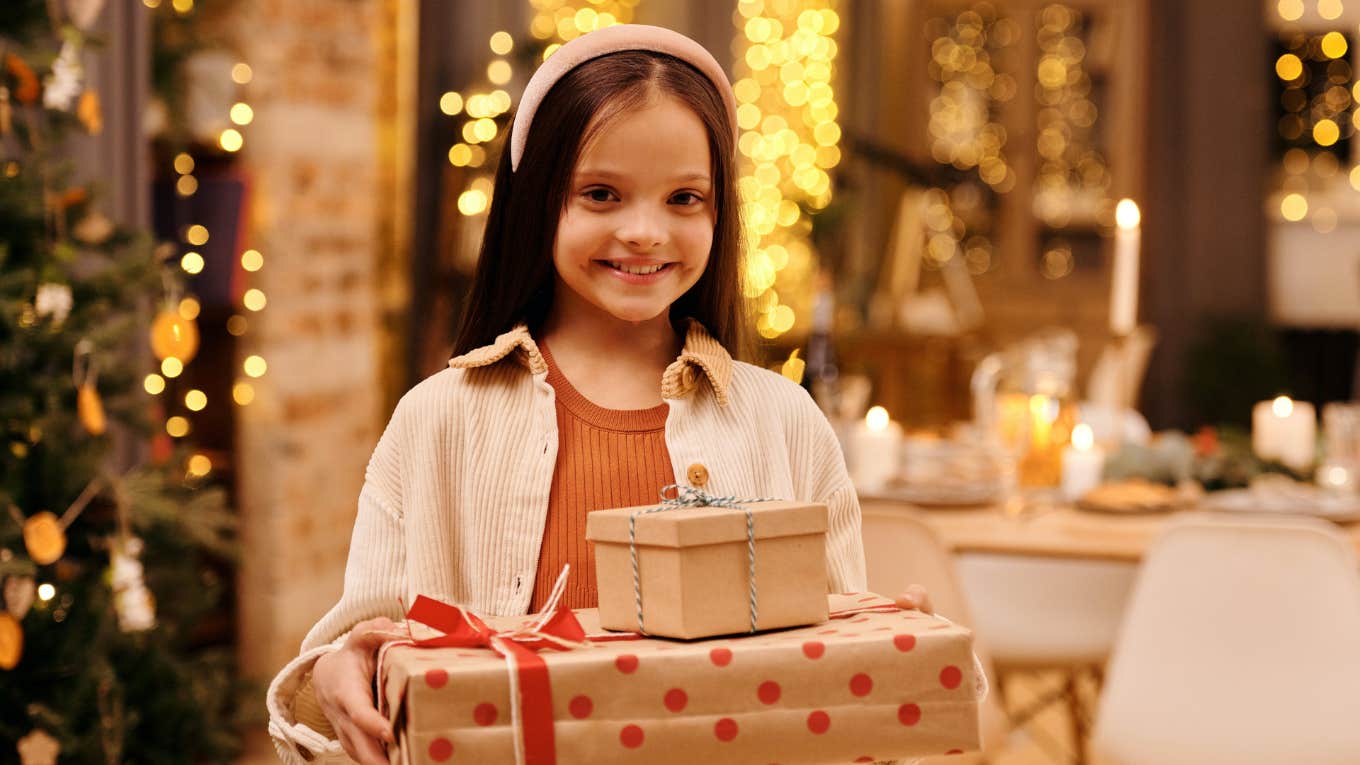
left=1, top=2, right=245, bottom=761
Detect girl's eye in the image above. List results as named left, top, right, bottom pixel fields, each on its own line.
left=583, top=188, right=617, bottom=203
left=670, top=191, right=704, bottom=206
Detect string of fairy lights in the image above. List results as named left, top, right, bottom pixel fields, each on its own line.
left=140, top=0, right=263, bottom=480
left=1273, top=0, right=1356, bottom=233
left=732, top=0, right=842, bottom=339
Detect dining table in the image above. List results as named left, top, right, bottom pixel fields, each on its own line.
left=858, top=493, right=1360, bottom=561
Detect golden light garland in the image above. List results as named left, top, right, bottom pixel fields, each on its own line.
left=1032, top=3, right=1108, bottom=229
left=147, top=0, right=262, bottom=480
left=732, top=0, right=842, bottom=339
left=1273, top=11, right=1355, bottom=231
left=926, top=6, right=1015, bottom=192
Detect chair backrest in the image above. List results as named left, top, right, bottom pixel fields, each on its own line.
left=859, top=502, right=1010, bottom=760
left=1092, top=512, right=1360, bottom=765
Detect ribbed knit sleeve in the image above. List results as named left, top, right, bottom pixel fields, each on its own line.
left=787, top=384, right=866, bottom=593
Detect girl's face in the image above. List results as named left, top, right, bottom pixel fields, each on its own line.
left=551, top=94, right=715, bottom=327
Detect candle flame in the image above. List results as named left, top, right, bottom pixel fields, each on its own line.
left=866, top=406, right=890, bottom=432
left=1072, top=423, right=1094, bottom=451
left=1272, top=395, right=1294, bottom=418
left=1115, top=198, right=1141, bottom=229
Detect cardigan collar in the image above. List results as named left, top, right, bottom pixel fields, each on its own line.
left=448, top=318, right=733, bottom=406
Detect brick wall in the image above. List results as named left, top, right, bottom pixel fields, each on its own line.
left=219, top=0, right=392, bottom=749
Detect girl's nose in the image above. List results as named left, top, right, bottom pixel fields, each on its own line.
left=615, top=205, right=667, bottom=250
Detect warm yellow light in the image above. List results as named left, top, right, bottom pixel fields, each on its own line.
left=458, top=189, right=489, bottom=216
left=173, top=153, right=195, bottom=174
left=171, top=0, right=192, bottom=13
left=219, top=128, right=244, bottom=152
left=230, top=102, right=254, bottom=125
left=180, top=251, right=205, bottom=275
left=1277, top=0, right=1304, bottom=19
left=543, top=44, right=561, bottom=61
left=490, top=31, right=514, bottom=55
left=175, top=175, right=198, bottom=196
left=1275, top=54, right=1303, bottom=82
left=187, top=453, right=212, bottom=477
left=440, top=91, right=464, bottom=116
left=243, top=288, right=267, bottom=311
left=1319, top=0, right=1343, bottom=19
left=1072, top=423, right=1094, bottom=451
left=449, top=144, right=472, bottom=166
left=1281, top=192, right=1308, bottom=221
left=226, top=315, right=248, bottom=336
left=166, top=416, right=190, bottom=437
left=186, top=225, right=209, bottom=245
left=1350, top=165, right=1360, bottom=191
left=37, top=583, right=55, bottom=601
left=142, top=0, right=161, bottom=7
left=231, top=63, right=253, bottom=84
left=1314, top=119, right=1340, bottom=146
left=243, top=355, right=267, bottom=377
left=144, top=374, right=166, bottom=395
left=232, top=381, right=255, bottom=405
left=241, top=249, right=263, bottom=271
left=178, top=297, right=200, bottom=320
left=487, top=60, right=512, bottom=85
left=473, top=118, right=497, bottom=142
left=1115, top=199, right=1141, bottom=229
left=185, top=389, right=207, bottom=411
left=161, top=357, right=184, bottom=378
left=866, top=405, right=891, bottom=432
left=1272, top=395, right=1294, bottom=418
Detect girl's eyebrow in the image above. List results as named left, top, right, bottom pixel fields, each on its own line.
left=575, top=168, right=712, bottom=185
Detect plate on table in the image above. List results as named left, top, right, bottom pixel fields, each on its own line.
left=1077, top=480, right=1188, bottom=515
left=875, top=480, right=1004, bottom=508
left=1197, top=477, right=1360, bottom=524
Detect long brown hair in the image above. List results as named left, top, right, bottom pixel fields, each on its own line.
left=452, top=51, right=749, bottom=360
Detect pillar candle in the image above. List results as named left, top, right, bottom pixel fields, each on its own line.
left=1253, top=396, right=1317, bottom=471
left=851, top=406, right=903, bottom=491
left=1109, top=199, right=1141, bottom=336
left=1061, top=423, right=1106, bottom=502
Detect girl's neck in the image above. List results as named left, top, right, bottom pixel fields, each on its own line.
left=538, top=292, right=683, bottom=409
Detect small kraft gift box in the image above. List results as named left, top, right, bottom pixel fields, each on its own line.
left=584, top=487, right=830, bottom=638
left=378, top=592, right=984, bottom=765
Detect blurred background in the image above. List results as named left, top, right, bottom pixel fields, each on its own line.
left=2, top=0, right=1359, bottom=763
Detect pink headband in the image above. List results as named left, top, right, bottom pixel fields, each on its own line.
left=510, top=24, right=739, bottom=171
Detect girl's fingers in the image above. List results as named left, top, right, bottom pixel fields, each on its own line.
left=337, top=720, right=390, bottom=765
left=352, top=700, right=396, bottom=745
left=895, top=584, right=935, bottom=614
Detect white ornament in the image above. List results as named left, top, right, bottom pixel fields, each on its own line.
left=42, top=41, right=83, bottom=112
left=34, top=283, right=73, bottom=325
left=65, top=0, right=108, bottom=31
left=111, top=538, right=156, bottom=632
left=3, top=576, right=35, bottom=619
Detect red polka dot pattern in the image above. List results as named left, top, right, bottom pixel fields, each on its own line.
left=849, top=673, right=873, bottom=697
left=940, top=665, right=963, bottom=689
left=664, top=688, right=688, bottom=712
left=425, top=668, right=448, bottom=689
left=855, top=758, right=876, bottom=763
left=757, top=680, right=781, bottom=704
left=568, top=695, right=593, bottom=719
left=893, top=634, right=917, bottom=652
left=801, top=641, right=825, bottom=659
left=620, top=724, right=645, bottom=748
left=615, top=654, right=639, bottom=674
left=807, top=710, right=831, bottom=734
left=473, top=702, right=497, bottom=726
left=429, top=738, right=453, bottom=762
left=946, top=749, right=964, bottom=755
left=714, top=717, right=739, bottom=742
left=709, top=647, right=732, bottom=667
left=898, top=703, right=922, bottom=726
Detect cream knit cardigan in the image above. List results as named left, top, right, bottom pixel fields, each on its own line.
left=266, top=321, right=868, bottom=764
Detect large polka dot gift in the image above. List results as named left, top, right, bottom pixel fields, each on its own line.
left=377, top=593, right=983, bottom=764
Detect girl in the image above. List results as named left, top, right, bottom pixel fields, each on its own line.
left=265, top=24, right=930, bottom=765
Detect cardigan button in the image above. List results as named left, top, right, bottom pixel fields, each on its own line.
left=686, top=463, right=709, bottom=488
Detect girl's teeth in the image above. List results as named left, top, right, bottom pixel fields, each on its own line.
left=611, top=262, right=665, bottom=276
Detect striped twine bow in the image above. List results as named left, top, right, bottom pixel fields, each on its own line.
left=629, top=484, right=780, bottom=635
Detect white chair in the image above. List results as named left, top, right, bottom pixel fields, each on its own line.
left=1092, top=513, right=1360, bottom=765
left=954, top=553, right=1138, bottom=763
left=860, top=505, right=1010, bottom=763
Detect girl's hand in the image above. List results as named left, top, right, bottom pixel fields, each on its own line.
left=894, top=584, right=934, bottom=615
left=311, top=617, right=398, bottom=765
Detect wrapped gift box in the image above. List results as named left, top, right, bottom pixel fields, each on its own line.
left=585, top=497, right=829, bottom=638
left=379, top=593, right=982, bottom=765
